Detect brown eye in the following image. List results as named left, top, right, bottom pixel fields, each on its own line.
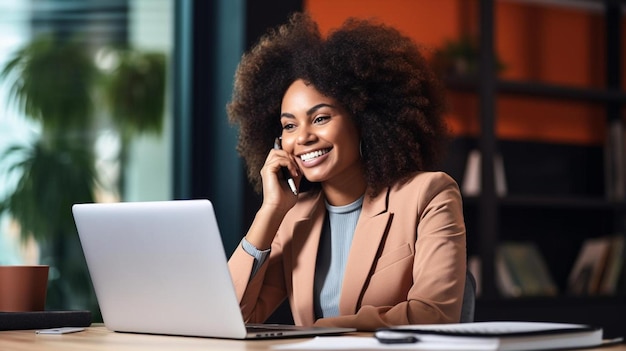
left=313, top=115, right=330, bottom=124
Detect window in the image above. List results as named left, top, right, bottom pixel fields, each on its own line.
left=0, top=0, right=173, bottom=314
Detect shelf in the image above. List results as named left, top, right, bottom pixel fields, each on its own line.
left=446, top=0, right=626, bottom=304
left=445, top=76, right=626, bottom=103
left=498, top=80, right=626, bottom=103
left=463, top=195, right=626, bottom=210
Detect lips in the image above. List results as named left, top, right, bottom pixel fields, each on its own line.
left=299, top=148, right=331, bottom=162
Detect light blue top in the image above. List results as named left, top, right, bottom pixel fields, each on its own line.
left=241, top=195, right=364, bottom=319
left=313, top=196, right=363, bottom=318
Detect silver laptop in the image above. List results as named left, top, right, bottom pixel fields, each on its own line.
left=72, top=199, right=355, bottom=339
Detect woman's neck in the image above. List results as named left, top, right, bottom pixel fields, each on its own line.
left=321, top=170, right=367, bottom=206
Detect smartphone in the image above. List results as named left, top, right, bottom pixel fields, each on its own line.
left=274, top=137, right=298, bottom=195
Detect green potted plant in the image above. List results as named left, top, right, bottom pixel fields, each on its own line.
left=0, top=34, right=166, bottom=316
left=431, top=35, right=506, bottom=78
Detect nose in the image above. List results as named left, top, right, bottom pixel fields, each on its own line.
left=296, top=125, right=316, bottom=145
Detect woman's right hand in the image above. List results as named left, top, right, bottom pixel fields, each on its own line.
left=244, top=148, right=300, bottom=250
left=259, top=147, right=300, bottom=215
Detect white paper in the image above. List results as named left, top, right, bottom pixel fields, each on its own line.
left=273, top=322, right=600, bottom=351
left=272, top=336, right=497, bottom=350
left=389, top=321, right=588, bottom=333
left=35, top=327, right=85, bottom=335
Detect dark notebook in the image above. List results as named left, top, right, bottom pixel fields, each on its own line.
left=0, top=310, right=91, bottom=331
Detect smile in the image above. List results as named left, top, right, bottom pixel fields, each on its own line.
left=299, top=148, right=331, bottom=162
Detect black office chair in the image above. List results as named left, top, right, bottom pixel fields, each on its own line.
left=460, top=270, right=477, bottom=323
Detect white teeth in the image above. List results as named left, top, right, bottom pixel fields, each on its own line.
left=300, top=149, right=329, bottom=162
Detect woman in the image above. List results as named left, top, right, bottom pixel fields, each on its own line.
left=227, top=12, right=466, bottom=331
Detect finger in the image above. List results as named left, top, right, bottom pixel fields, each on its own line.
left=269, top=149, right=299, bottom=178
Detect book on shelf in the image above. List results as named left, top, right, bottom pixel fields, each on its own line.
left=598, top=235, right=625, bottom=295
left=372, top=321, right=603, bottom=351
left=604, top=119, right=625, bottom=200
left=495, top=242, right=558, bottom=297
left=461, top=149, right=507, bottom=197
left=567, top=236, right=613, bottom=296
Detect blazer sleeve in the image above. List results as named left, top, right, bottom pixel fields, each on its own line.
left=227, top=239, right=288, bottom=323
left=314, top=172, right=467, bottom=331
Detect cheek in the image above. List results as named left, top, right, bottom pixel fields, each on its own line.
left=341, top=133, right=361, bottom=159
left=280, top=135, right=296, bottom=153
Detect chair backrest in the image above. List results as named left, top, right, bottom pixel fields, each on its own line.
left=460, top=270, right=477, bottom=323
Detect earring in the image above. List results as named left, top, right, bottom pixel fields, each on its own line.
left=359, top=140, right=364, bottom=159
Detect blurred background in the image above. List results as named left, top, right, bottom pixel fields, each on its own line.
left=0, top=0, right=624, bottom=337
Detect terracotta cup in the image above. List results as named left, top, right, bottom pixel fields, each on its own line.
left=0, top=265, right=49, bottom=312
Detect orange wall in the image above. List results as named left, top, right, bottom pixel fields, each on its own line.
left=304, top=0, right=464, bottom=53
left=304, top=0, right=626, bottom=145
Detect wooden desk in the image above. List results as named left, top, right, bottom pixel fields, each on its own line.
left=0, top=324, right=314, bottom=350
left=1, top=325, right=625, bottom=351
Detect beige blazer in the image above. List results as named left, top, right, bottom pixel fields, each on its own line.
left=228, top=171, right=466, bottom=331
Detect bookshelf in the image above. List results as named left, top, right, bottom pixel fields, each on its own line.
left=275, top=0, right=626, bottom=333
left=447, top=0, right=626, bottom=336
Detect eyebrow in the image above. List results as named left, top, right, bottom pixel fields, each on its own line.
left=280, top=103, right=335, bottom=119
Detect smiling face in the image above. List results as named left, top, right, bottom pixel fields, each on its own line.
left=280, top=79, right=363, bottom=191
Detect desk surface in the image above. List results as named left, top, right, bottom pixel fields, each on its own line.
left=1, top=325, right=625, bottom=351
left=0, top=324, right=314, bottom=351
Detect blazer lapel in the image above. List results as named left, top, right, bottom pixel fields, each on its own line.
left=290, top=194, right=325, bottom=326
left=339, top=188, right=392, bottom=315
